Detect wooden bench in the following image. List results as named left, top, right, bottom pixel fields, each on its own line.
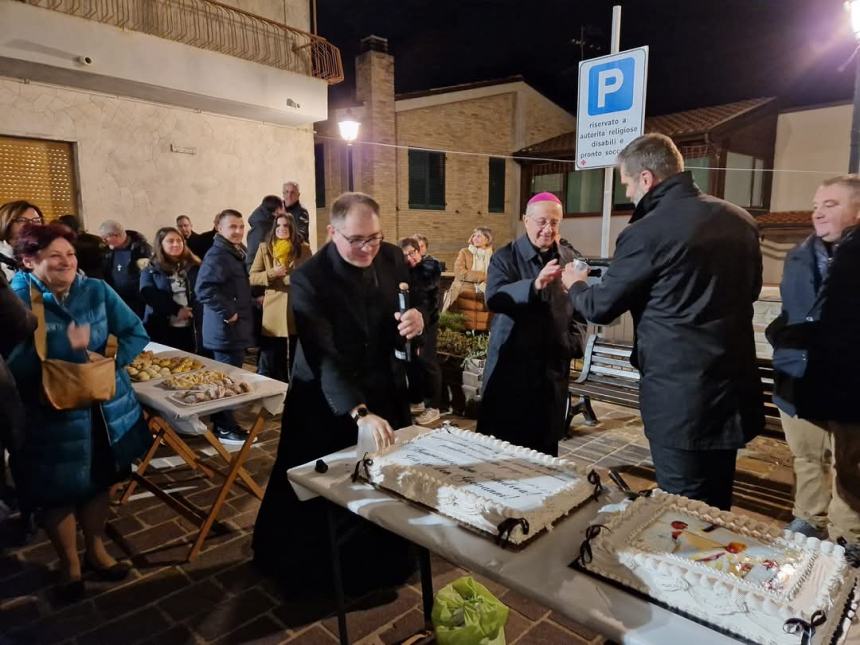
left=567, top=335, right=782, bottom=435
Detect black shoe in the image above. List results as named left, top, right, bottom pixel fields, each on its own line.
left=214, top=426, right=254, bottom=446
left=84, top=558, right=132, bottom=582
left=54, top=579, right=85, bottom=603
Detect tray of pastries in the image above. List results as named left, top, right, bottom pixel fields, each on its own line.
left=160, top=369, right=253, bottom=407
left=126, top=351, right=204, bottom=382
left=160, top=370, right=245, bottom=390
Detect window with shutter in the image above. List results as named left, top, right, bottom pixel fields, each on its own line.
left=408, top=149, right=445, bottom=210
left=0, top=135, right=79, bottom=220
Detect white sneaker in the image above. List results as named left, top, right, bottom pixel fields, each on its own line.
left=410, top=402, right=426, bottom=415
left=415, top=408, right=441, bottom=425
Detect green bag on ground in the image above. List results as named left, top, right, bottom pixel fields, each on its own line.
left=431, top=576, right=509, bottom=645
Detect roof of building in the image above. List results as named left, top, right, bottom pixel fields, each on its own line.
left=516, top=97, right=777, bottom=158
left=755, top=210, right=812, bottom=228
left=394, top=75, right=530, bottom=101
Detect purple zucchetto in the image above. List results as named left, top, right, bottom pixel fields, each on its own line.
left=527, top=192, right=562, bottom=206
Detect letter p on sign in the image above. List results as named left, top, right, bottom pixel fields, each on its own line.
left=588, top=57, right=635, bottom=115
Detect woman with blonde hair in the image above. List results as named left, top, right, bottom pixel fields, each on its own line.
left=443, top=226, right=493, bottom=331
left=249, top=213, right=311, bottom=382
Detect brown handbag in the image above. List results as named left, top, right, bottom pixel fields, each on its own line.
left=30, top=285, right=117, bottom=411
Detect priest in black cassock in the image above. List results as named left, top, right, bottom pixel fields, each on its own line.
left=252, top=192, right=424, bottom=592
left=477, top=192, right=586, bottom=457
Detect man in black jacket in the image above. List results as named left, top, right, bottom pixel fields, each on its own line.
left=283, top=181, right=310, bottom=243
left=563, top=133, right=763, bottom=510
left=58, top=214, right=107, bottom=279
left=767, top=175, right=860, bottom=551
left=253, top=192, right=423, bottom=589
left=98, top=220, right=152, bottom=318
left=478, top=192, right=585, bottom=457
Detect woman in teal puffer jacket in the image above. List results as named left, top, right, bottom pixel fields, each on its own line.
left=8, top=222, right=150, bottom=602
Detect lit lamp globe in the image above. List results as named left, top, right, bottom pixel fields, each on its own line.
left=848, top=0, right=860, bottom=38
left=338, top=118, right=360, bottom=143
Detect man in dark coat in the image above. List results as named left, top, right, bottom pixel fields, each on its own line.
left=767, top=175, right=860, bottom=551
left=244, top=195, right=285, bottom=271
left=253, top=192, right=424, bottom=590
left=195, top=209, right=255, bottom=444
left=477, top=192, right=586, bottom=457
left=399, top=237, right=443, bottom=424
left=58, top=214, right=108, bottom=280
left=175, top=215, right=206, bottom=258
left=185, top=215, right=217, bottom=260
left=563, top=133, right=763, bottom=510
left=98, top=220, right=151, bottom=318
left=283, top=181, right=310, bottom=243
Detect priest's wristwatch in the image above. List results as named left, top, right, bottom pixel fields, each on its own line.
left=350, top=405, right=369, bottom=423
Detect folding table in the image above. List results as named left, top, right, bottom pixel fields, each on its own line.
left=125, top=342, right=287, bottom=560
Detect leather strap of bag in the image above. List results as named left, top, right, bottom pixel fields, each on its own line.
left=29, top=283, right=117, bottom=360
left=29, top=284, right=49, bottom=363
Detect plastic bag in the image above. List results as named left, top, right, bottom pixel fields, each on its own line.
left=431, top=576, right=509, bottom=645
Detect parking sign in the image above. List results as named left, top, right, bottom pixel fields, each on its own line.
left=576, top=47, right=648, bottom=170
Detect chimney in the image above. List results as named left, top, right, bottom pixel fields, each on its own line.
left=359, top=35, right=389, bottom=54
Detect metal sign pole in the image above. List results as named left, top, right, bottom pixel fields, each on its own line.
left=600, top=5, right=622, bottom=258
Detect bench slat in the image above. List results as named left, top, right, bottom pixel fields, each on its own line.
left=590, top=364, right=640, bottom=380
left=590, top=355, right=634, bottom=370
left=593, top=346, right=633, bottom=358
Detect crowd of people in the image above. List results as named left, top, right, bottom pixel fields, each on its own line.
left=0, top=133, right=857, bottom=602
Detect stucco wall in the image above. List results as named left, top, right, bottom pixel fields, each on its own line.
left=0, top=77, right=316, bottom=245
left=771, top=104, right=850, bottom=212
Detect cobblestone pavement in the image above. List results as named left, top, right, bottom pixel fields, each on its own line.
left=1, top=401, right=795, bottom=644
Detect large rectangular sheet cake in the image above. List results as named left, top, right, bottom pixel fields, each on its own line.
left=359, top=426, right=600, bottom=546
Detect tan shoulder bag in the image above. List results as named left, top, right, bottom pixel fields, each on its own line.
left=30, top=285, right=117, bottom=411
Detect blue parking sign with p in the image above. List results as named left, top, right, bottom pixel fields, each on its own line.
left=587, top=56, right=635, bottom=115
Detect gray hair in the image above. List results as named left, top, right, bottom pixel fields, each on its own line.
left=329, top=192, right=380, bottom=225
left=819, top=174, right=860, bottom=211
left=98, top=219, right=124, bottom=236
left=617, top=133, right=684, bottom=181
left=283, top=181, right=300, bottom=192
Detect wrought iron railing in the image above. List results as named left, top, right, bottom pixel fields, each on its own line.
left=20, top=0, right=344, bottom=84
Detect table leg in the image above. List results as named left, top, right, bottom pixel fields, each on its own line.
left=326, top=504, right=350, bottom=645
left=119, top=427, right=165, bottom=504
left=201, top=422, right=265, bottom=500
left=417, top=546, right=434, bottom=627
left=187, top=412, right=267, bottom=560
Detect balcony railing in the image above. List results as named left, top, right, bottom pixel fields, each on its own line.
left=20, top=0, right=344, bottom=84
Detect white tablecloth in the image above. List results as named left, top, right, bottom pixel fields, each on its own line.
left=288, top=425, right=859, bottom=645
left=131, top=342, right=287, bottom=435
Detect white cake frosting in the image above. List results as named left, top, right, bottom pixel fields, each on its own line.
left=579, top=490, right=858, bottom=645
left=361, top=426, right=599, bottom=546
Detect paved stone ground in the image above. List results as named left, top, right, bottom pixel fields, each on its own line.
left=0, top=401, right=795, bottom=644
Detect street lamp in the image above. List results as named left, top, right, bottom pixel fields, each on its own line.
left=338, top=110, right=360, bottom=191
left=846, top=0, right=860, bottom=172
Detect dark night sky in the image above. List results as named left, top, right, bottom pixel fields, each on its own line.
left=318, top=0, right=857, bottom=116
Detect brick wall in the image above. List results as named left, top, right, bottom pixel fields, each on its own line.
left=394, top=93, right=517, bottom=265
left=523, top=90, right=577, bottom=149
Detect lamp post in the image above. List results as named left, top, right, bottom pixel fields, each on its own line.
left=338, top=111, right=360, bottom=191
left=847, top=0, right=860, bottom=172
